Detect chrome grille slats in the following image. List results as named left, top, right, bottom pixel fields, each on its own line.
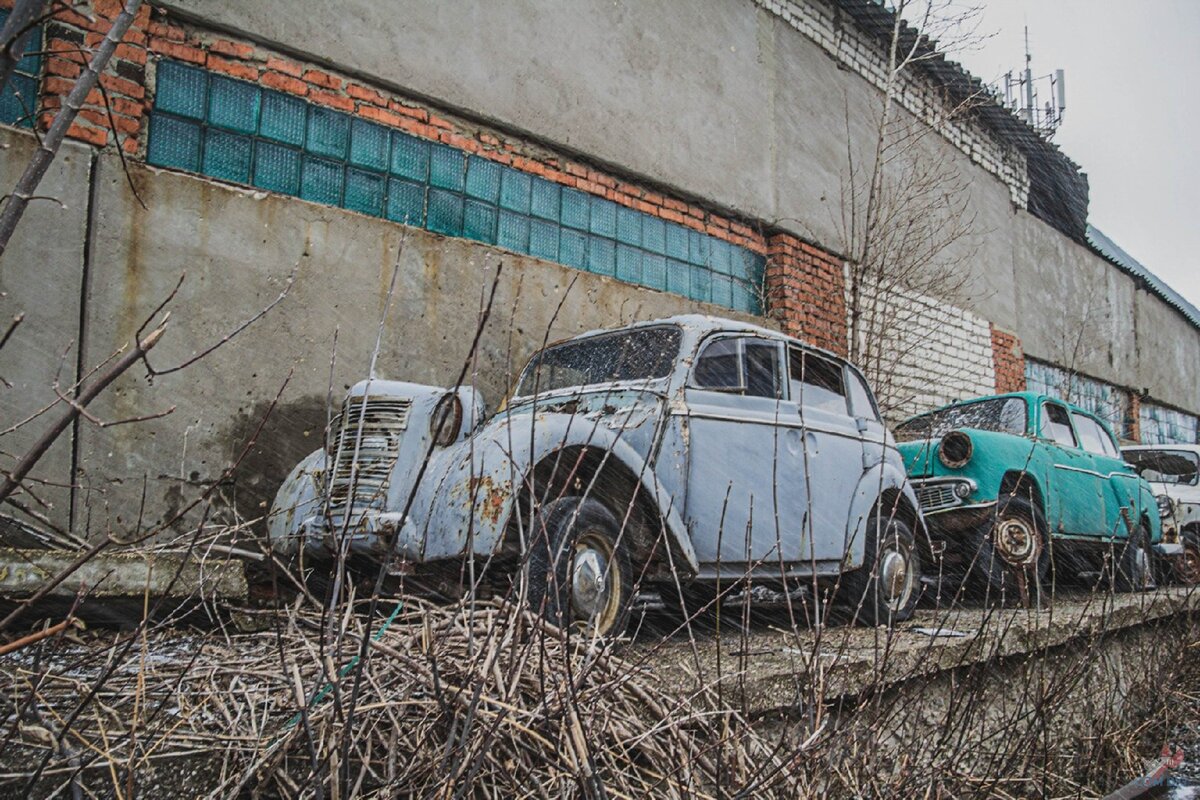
left=327, top=396, right=412, bottom=512
left=916, top=483, right=958, bottom=513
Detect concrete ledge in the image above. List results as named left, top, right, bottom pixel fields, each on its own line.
left=645, top=587, right=1200, bottom=714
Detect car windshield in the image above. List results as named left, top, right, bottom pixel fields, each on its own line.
left=514, top=325, right=682, bottom=397
left=895, top=397, right=1027, bottom=441
left=1124, top=449, right=1200, bottom=486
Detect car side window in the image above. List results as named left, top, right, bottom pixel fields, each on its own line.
left=1040, top=402, right=1077, bottom=448
left=693, top=337, right=781, bottom=398
left=1072, top=413, right=1108, bottom=456
left=846, top=367, right=881, bottom=422
left=789, top=347, right=848, bottom=413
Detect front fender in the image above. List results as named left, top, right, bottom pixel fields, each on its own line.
left=397, top=410, right=697, bottom=570
left=267, top=448, right=327, bottom=557
left=843, top=455, right=922, bottom=571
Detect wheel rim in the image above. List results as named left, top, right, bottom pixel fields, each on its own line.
left=1178, top=542, right=1200, bottom=585
left=570, top=531, right=621, bottom=634
left=879, top=542, right=914, bottom=613
left=1133, top=545, right=1152, bottom=587
left=993, top=516, right=1040, bottom=567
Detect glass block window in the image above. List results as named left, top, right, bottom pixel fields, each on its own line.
left=0, top=10, right=42, bottom=129
left=146, top=61, right=765, bottom=314
left=1024, top=359, right=1132, bottom=438
left=1139, top=402, right=1200, bottom=445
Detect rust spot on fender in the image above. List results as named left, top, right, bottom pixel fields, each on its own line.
left=468, top=475, right=511, bottom=527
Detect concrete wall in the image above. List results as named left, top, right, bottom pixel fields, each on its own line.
left=162, top=0, right=1200, bottom=410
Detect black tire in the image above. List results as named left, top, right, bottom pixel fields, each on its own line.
left=1175, top=528, right=1200, bottom=586
left=968, top=493, right=1050, bottom=606
left=839, top=511, right=920, bottom=626
left=527, top=496, right=633, bottom=638
left=1113, top=520, right=1155, bottom=592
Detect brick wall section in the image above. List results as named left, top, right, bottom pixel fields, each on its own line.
left=36, top=0, right=151, bottom=152
left=1127, top=392, right=1142, bottom=443
left=765, top=233, right=847, bottom=355
left=990, top=326, right=1026, bottom=394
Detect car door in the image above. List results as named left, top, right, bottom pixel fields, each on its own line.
left=1038, top=401, right=1105, bottom=535
left=1076, top=412, right=1143, bottom=537
left=683, top=335, right=806, bottom=566
left=788, top=346, right=864, bottom=563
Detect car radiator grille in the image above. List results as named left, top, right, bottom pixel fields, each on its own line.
left=328, top=397, right=411, bottom=512
left=915, top=483, right=959, bottom=513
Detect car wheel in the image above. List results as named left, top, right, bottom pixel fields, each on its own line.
left=1176, top=529, right=1200, bottom=585
left=527, top=496, right=633, bottom=638
left=840, top=511, right=920, bottom=626
left=1113, top=520, right=1155, bottom=592
left=969, top=493, right=1049, bottom=606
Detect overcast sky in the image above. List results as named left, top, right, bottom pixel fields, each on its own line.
left=945, top=0, right=1200, bottom=309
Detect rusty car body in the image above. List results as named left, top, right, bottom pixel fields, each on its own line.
left=269, top=315, right=926, bottom=634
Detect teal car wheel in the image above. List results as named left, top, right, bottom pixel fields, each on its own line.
left=970, top=493, right=1049, bottom=605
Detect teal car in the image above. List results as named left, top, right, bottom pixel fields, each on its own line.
left=894, top=393, right=1162, bottom=602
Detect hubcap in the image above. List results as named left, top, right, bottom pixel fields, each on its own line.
left=570, top=532, right=620, bottom=633
left=879, top=544, right=914, bottom=612
left=994, top=517, right=1039, bottom=567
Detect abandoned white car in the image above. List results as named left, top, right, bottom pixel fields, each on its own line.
left=268, top=315, right=926, bottom=635
left=1122, top=444, right=1200, bottom=584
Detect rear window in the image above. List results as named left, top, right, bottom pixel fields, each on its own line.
left=895, top=397, right=1026, bottom=441
left=1073, top=413, right=1119, bottom=457
left=1124, top=449, right=1200, bottom=486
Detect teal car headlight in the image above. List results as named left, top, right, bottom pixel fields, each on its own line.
left=939, top=430, right=973, bottom=469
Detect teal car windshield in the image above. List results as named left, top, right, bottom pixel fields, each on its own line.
left=895, top=396, right=1027, bottom=441
left=514, top=325, right=682, bottom=397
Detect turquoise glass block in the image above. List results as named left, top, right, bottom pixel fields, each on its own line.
left=464, top=199, right=497, bottom=243
left=689, top=269, right=712, bottom=303
left=711, top=275, right=734, bottom=308
left=465, top=157, right=501, bottom=203
left=259, top=90, right=306, bottom=146
left=391, top=133, right=429, bottom=181
left=300, top=156, right=343, bottom=205
left=616, top=244, right=642, bottom=284
left=531, top=177, right=561, bottom=221
left=588, top=237, right=615, bottom=276
left=616, top=206, right=641, bottom=246
left=202, top=129, right=252, bottom=183
left=345, top=168, right=385, bottom=216
left=732, top=280, right=759, bottom=314
left=499, top=167, right=531, bottom=213
left=642, top=217, right=666, bottom=255
left=156, top=61, right=208, bottom=120
left=666, top=259, right=691, bottom=296
left=559, top=228, right=587, bottom=270
left=386, top=178, right=425, bottom=226
left=731, top=248, right=757, bottom=281
left=497, top=210, right=530, bottom=253
left=147, top=114, right=202, bottom=172
left=306, top=105, right=349, bottom=159
left=349, top=119, right=389, bottom=172
left=529, top=220, right=559, bottom=261
left=643, top=254, right=668, bottom=291
left=208, top=75, right=260, bottom=134
left=0, top=74, right=36, bottom=127
left=710, top=238, right=733, bottom=275
left=16, top=22, right=39, bottom=75
left=665, top=224, right=689, bottom=261
left=429, top=144, right=465, bottom=191
left=560, top=188, right=590, bottom=230
left=252, top=141, right=301, bottom=195
left=590, top=198, right=616, bottom=237
left=427, top=188, right=464, bottom=236
left=689, top=230, right=711, bottom=266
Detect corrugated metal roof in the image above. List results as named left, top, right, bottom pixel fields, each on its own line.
left=1087, top=225, right=1200, bottom=330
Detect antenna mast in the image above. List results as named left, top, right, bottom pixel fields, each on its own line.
left=1001, top=26, right=1066, bottom=138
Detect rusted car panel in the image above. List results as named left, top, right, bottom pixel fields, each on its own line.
left=270, top=315, right=926, bottom=630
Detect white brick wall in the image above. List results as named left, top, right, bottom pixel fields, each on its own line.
left=755, top=0, right=1031, bottom=209
left=847, top=273, right=996, bottom=420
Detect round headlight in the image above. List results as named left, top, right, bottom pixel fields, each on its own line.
left=938, top=430, right=973, bottom=469
left=430, top=393, right=463, bottom=447
left=1157, top=494, right=1173, bottom=519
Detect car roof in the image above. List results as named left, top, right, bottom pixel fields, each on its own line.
left=559, top=314, right=848, bottom=364
left=901, top=392, right=1110, bottom=425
